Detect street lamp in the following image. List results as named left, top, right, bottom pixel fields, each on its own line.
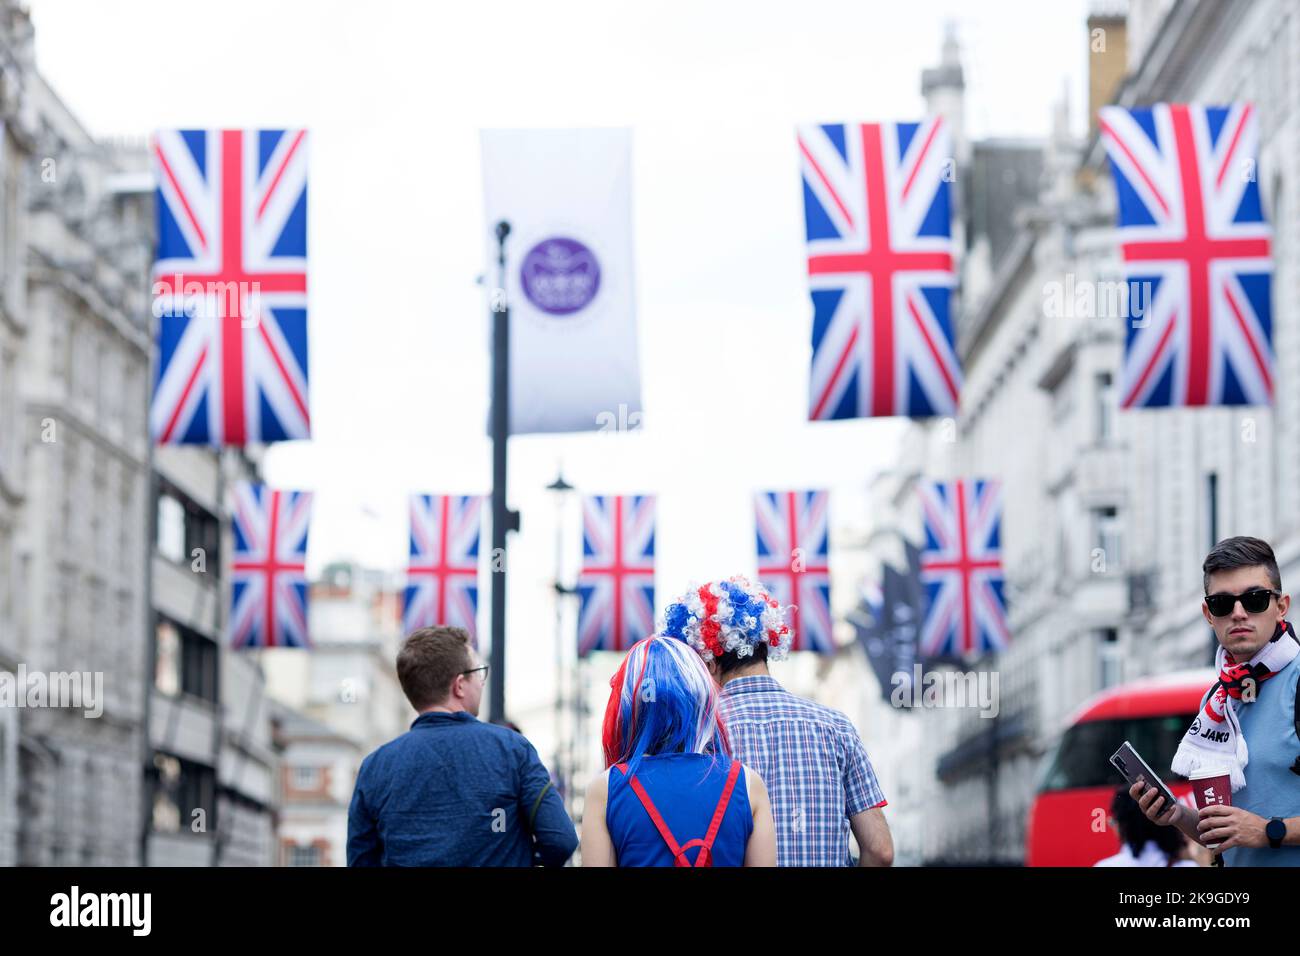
left=546, top=468, right=576, bottom=815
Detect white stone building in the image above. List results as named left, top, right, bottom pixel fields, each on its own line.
left=147, top=445, right=279, bottom=866
left=0, top=0, right=283, bottom=865
left=260, top=561, right=412, bottom=866
left=271, top=700, right=362, bottom=867
left=873, top=0, right=1300, bottom=862
left=14, top=55, right=153, bottom=864
left=262, top=560, right=413, bottom=759
left=0, top=0, right=35, bottom=869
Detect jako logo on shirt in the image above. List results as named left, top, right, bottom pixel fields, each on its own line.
left=49, top=886, right=151, bottom=936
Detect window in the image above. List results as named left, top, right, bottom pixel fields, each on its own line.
left=184, top=502, right=220, bottom=568
left=1051, top=377, right=1072, bottom=423
left=1038, top=713, right=1194, bottom=792
left=154, top=616, right=218, bottom=703
left=1095, top=371, right=1115, bottom=443
left=0, top=345, right=16, bottom=478
left=155, top=484, right=220, bottom=569
left=0, top=521, right=10, bottom=627
left=151, top=755, right=181, bottom=833
left=287, top=844, right=321, bottom=867
left=1093, top=506, right=1122, bottom=572
left=150, top=752, right=216, bottom=836
left=154, top=619, right=181, bottom=697
left=156, top=494, right=186, bottom=564
left=1098, top=628, right=1121, bottom=690
left=182, top=632, right=218, bottom=702
left=292, top=766, right=323, bottom=790
left=2, top=134, right=17, bottom=309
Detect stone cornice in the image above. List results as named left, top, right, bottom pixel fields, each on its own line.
left=24, top=401, right=149, bottom=472
left=27, top=255, right=150, bottom=355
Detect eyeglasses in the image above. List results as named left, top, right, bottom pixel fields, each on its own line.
left=1204, top=588, right=1280, bottom=618
left=460, top=664, right=490, bottom=682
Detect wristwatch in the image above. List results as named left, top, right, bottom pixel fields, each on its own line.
left=1266, top=817, right=1287, bottom=849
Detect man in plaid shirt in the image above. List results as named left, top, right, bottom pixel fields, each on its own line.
left=662, top=577, right=894, bottom=867
left=717, top=669, right=893, bottom=866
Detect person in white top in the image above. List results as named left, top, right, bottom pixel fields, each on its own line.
left=1095, top=787, right=1201, bottom=867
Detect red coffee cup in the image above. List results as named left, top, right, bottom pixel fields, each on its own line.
left=1189, top=770, right=1232, bottom=810
left=1189, top=770, right=1232, bottom=850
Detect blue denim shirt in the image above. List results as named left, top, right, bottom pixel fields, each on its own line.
left=347, top=711, right=577, bottom=867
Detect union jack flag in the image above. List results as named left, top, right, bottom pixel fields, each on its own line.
left=404, top=494, right=483, bottom=641
left=576, top=495, right=655, bottom=657
left=798, top=120, right=960, bottom=420
left=754, top=490, right=835, bottom=654
left=151, top=129, right=310, bottom=445
left=1099, top=104, right=1273, bottom=408
left=917, top=479, right=1009, bottom=661
left=229, top=483, right=313, bottom=649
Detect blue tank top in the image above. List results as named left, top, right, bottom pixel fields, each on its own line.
left=606, top=753, right=753, bottom=866
left=1222, top=653, right=1300, bottom=867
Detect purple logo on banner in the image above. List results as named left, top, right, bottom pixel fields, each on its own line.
left=520, top=237, right=600, bottom=315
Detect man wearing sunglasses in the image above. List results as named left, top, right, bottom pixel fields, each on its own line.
left=347, top=625, right=577, bottom=866
left=1133, top=536, right=1300, bottom=866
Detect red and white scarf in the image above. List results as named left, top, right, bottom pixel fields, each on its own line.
left=1171, top=620, right=1299, bottom=792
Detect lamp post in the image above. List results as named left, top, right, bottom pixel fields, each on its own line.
left=546, top=469, right=575, bottom=810
left=488, top=220, right=521, bottom=724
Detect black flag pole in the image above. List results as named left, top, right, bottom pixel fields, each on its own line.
left=489, top=220, right=520, bottom=723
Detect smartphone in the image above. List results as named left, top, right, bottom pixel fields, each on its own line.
left=1109, top=741, right=1179, bottom=811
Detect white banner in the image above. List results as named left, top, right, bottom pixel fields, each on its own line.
left=480, top=128, right=642, bottom=435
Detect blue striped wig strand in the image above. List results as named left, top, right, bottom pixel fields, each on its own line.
left=601, top=636, right=730, bottom=776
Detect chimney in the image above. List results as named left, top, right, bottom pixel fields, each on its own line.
left=1087, top=4, right=1128, bottom=131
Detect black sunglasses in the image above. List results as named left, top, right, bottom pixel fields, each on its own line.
left=1204, top=588, right=1281, bottom=618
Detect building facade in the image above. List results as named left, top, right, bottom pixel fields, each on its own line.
left=262, top=561, right=412, bottom=758
left=874, top=0, right=1300, bottom=862
left=0, top=0, right=35, bottom=869
left=262, top=562, right=412, bottom=866
left=0, top=0, right=284, bottom=865
left=14, top=62, right=153, bottom=864
left=147, top=445, right=279, bottom=866
left=271, top=701, right=361, bottom=867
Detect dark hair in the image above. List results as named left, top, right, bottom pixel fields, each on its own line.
left=712, top=641, right=769, bottom=676
left=1202, top=536, right=1281, bottom=594
left=1110, top=788, right=1185, bottom=861
left=396, top=626, right=473, bottom=711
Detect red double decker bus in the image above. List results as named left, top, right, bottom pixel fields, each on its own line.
left=1025, top=669, right=1213, bottom=867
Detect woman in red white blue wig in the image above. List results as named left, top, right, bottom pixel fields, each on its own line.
left=658, top=575, right=894, bottom=867
left=580, top=634, right=776, bottom=866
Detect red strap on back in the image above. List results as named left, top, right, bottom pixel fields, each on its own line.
left=697, top=760, right=743, bottom=862
left=616, top=761, right=742, bottom=867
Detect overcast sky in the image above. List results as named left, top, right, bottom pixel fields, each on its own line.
left=30, top=0, right=1089, bottom=722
